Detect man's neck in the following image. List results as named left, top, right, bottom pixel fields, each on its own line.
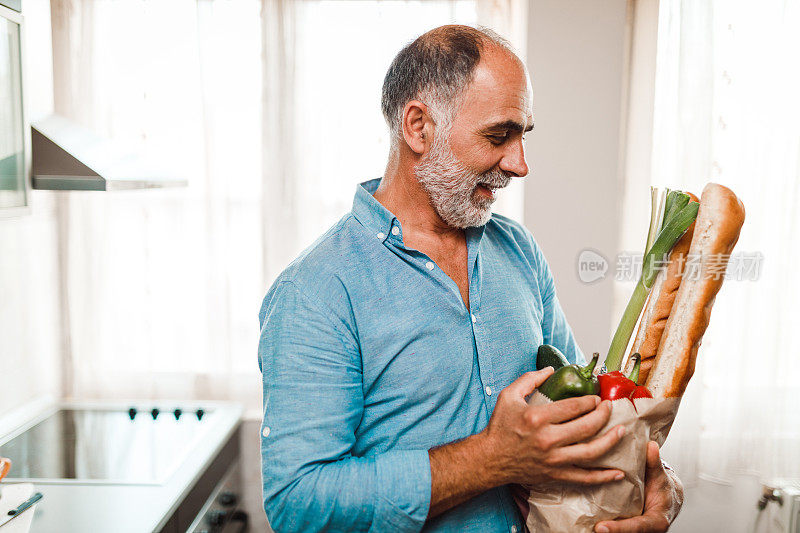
left=374, top=150, right=463, bottom=244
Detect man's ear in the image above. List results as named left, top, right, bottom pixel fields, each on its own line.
left=401, top=100, right=433, bottom=155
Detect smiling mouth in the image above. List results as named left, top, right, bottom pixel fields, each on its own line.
left=476, top=184, right=500, bottom=198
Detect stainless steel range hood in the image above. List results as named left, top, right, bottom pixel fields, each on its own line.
left=31, top=114, right=187, bottom=191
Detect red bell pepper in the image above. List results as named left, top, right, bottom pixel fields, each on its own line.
left=599, top=353, right=654, bottom=402
left=598, top=354, right=640, bottom=401
left=626, top=352, right=653, bottom=400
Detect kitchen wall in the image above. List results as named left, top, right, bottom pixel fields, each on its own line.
left=671, top=475, right=765, bottom=533
left=0, top=0, right=60, bottom=419
left=524, top=0, right=629, bottom=356
left=0, top=197, right=60, bottom=415
left=0, top=196, right=60, bottom=417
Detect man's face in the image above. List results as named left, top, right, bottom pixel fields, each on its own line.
left=415, top=47, right=534, bottom=228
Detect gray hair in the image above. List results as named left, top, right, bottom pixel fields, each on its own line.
left=381, top=25, right=517, bottom=146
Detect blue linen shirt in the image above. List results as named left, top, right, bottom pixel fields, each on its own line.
left=258, top=177, right=584, bottom=532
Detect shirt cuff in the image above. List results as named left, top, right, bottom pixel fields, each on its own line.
left=372, top=449, right=432, bottom=532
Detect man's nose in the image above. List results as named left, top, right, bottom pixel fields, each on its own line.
left=499, top=138, right=529, bottom=178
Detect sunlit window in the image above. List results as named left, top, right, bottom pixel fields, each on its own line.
left=52, top=0, right=482, bottom=403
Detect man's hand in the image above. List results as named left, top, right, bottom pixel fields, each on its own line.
left=481, top=368, right=627, bottom=486
left=594, top=441, right=685, bottom=533
left=428, top=368, right=627, bottom=519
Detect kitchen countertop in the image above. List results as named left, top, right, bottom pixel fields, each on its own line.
left=0, top=399, right=242, bottom=533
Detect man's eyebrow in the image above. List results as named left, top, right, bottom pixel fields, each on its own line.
left=482, top=120, right=534, bottom=133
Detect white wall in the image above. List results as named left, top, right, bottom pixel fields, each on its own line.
left=0, top=196, right=61, bottom=416
left=524, top=0, right=629, bottom=356
left=0, top=0, right=60, bottom=418
left=671, top=475, right=764, bottom=533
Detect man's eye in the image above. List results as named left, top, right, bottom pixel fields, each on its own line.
left=488, top=134, right=508, bottom=144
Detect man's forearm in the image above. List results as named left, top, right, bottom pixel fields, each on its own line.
left=428, top=431, right=507, bottom=519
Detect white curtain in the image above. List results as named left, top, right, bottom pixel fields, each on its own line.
left=51, top=0, right=527, bottom=415
left=628, top=0, right=800, bottom=484
left=52, top=0, right=265, bottom=410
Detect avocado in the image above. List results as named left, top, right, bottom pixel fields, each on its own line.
left=536, top=344, right=570, bottom=371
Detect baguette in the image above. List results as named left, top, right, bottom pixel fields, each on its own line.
left=624, top=193, right=700, bottom=384
left=645, top=183, right=745, bottom=398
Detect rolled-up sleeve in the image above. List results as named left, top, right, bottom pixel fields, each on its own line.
left=258, top=280, right=432, bottom=532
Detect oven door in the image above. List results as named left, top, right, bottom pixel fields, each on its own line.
left=186, top=460, right=247, bottom=533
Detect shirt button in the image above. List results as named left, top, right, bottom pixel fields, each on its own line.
left=511, top=526, right=518, bottom=533
left=391, top=226, right=400, bottom=236
left=485, top=386, right=492, bottom=396
left=376, top=232, right=385, bottom=239
left=471, top=314, right=476, bottom=323
left=425, top=261, right=434, bottom=270
left=262, top=426, right=271, bottom=438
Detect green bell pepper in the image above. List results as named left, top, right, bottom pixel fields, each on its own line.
left=537, top=352, right=600, bottom=401
left=536, top=344, right=570, bottom=372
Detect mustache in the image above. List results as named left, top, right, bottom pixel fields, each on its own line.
left=477, top=169, right=512, bottom=189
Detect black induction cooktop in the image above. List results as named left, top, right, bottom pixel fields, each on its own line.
left=0, top=406, right=215, bottom=484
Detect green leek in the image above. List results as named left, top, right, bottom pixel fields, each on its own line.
left=643, top=187, right=660, bottom=256
left=661, top=190, right=690, bottom=232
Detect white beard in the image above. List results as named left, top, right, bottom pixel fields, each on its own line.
left=415, top=133, right=511, bottom=228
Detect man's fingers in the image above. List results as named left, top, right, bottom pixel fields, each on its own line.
left=504, top=368, right=554, bottom=400
left=552, top=424, right=626, bottom=465
left=644, top=440, right=670, bottom=486
left=594, top=511, right=670, bottom=533
left=540, top=395, right=601, bottom=423
left=551, top=466, right=625, bottom=486
left=549, top=400, right=613, bottom=446
left=646, top=440, right=662, bottom=471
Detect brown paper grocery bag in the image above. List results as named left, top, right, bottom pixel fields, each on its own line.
left=519, top=391, right=681, bottom=533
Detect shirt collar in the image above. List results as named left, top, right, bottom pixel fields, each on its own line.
left=352, top=178, right=397, bottom=243
left=352, top=177, right=488, bottom=244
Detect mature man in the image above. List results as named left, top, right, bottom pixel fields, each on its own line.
left=258, top=25, right=683, bottom=532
